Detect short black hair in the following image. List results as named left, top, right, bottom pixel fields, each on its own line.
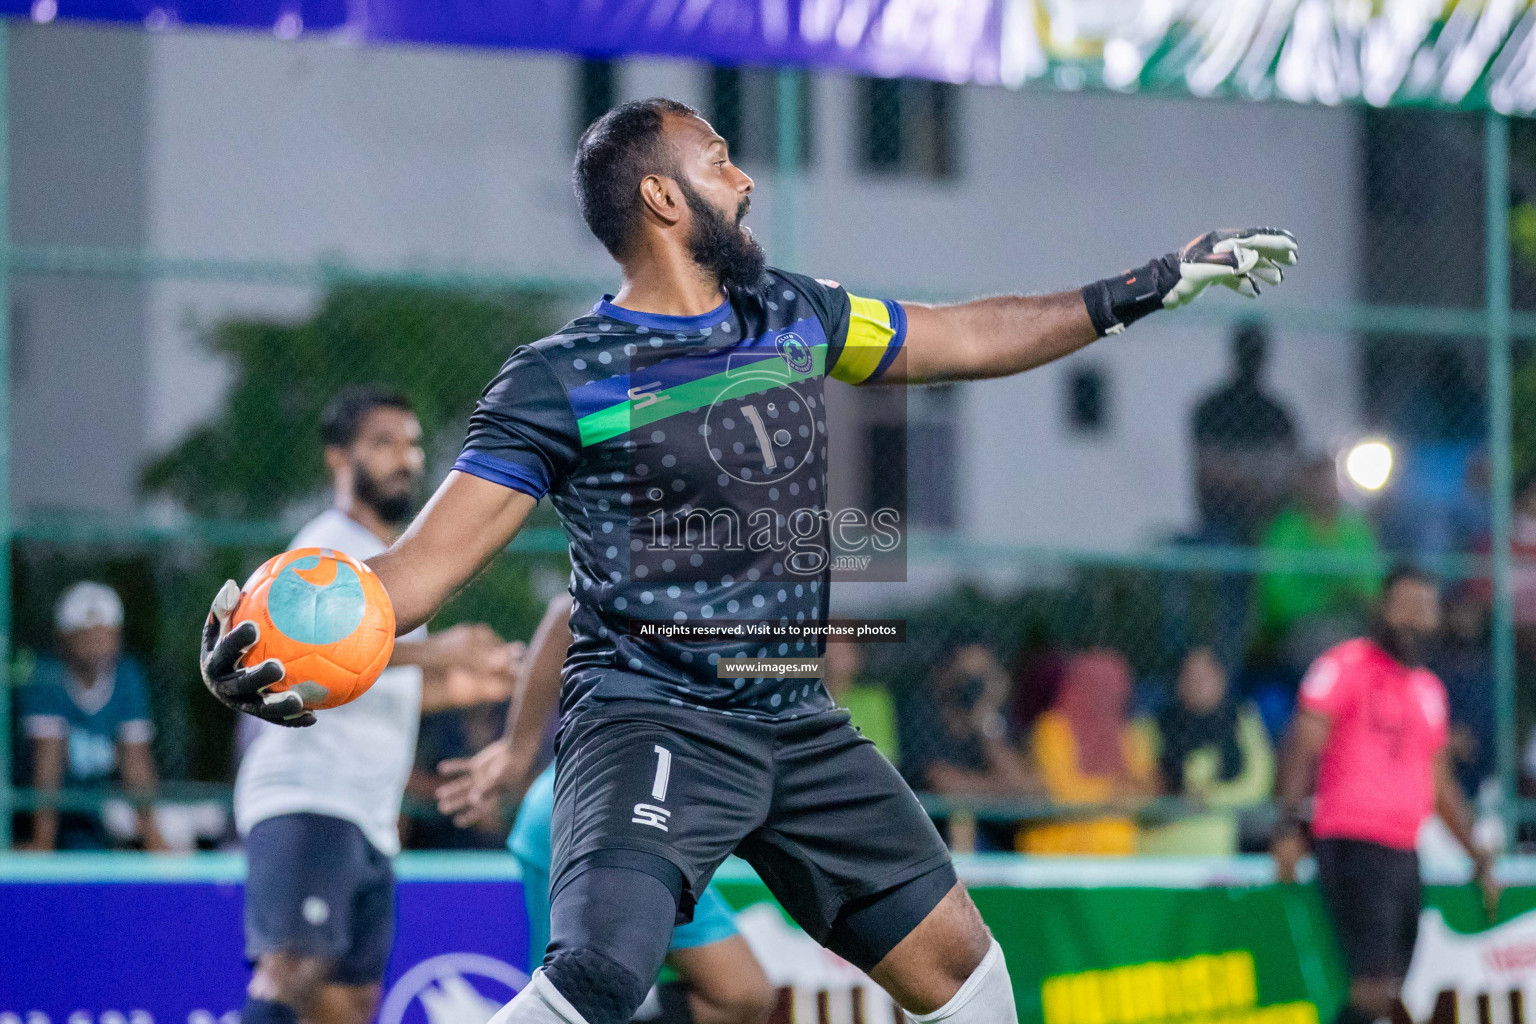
left=573, top=97, right=700, bottom=257
left=320, top=386, right=413, bottom=448
left=1382, top=562, right=1438, bottom=599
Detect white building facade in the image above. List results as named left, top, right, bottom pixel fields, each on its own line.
left=11, top=20, right=1362, bottom=552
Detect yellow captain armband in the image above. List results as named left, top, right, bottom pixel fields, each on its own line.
left=829, top=294, right=908, bottom=384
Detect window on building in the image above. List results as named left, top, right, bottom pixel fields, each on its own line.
left=906, top=421, right=958, bottom=529
left=858, top=77, right=957, bottom=179
left=707, top=66, right=813, bottom=167
left=575, top=59, right=618, bottom=143
left=1066, top=365, right=1110, bottom=434
left=865, top=387, right=958, bottom=532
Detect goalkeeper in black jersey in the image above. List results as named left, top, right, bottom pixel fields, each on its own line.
left=203, top=97, right=1297, bottom=1024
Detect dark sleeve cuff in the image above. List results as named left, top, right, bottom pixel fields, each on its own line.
left=1081, top=279, right=1121, bottom=337
left=453, top=449, right=550, bottom=500
left=1082, top=254, right=1179, bottom=337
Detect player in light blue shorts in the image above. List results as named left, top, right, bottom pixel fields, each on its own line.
left=510, top=763, right=743, bottom=976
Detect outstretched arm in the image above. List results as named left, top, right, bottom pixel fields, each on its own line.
left=887, top=228, right=1298, bottom=384
left=899, top=290, right=1096, bottom=382
left=371, top=470, right=539, bottom=634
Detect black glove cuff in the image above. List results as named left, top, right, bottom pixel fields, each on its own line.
left=1081, top=254, right=1180, bottom=337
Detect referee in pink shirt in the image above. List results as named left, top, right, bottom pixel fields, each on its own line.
left=1273, top=565, right=1499, bottom=1024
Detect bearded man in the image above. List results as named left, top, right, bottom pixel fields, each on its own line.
left=234, top=386, right=521, bottom=1024
left=1274, top=565, right=1500, bottom=1024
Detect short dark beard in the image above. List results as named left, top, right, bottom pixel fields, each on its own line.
left=677, top=178, right=766, bottom=292
left=1373, top=619, right=1432, bottom=667
left=354, top=463, right=418, bottom=525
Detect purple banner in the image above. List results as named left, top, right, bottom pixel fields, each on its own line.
left=0, top=878, right=530, bottom=1023
left=0, top=1, right=1013, bottom=86
left=7, top=1, right=1536, bottom=111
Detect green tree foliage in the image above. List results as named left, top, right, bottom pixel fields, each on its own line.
left=142, top=283, right=562, bottom=518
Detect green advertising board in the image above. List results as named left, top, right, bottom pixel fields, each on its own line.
left=712, top=859, right=1536, bottom=1024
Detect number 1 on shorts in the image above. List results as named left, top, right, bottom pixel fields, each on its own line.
left=651, top=745, right=672, bottom=802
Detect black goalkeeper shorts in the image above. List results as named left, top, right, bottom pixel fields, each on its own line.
left=1314, top=836, right=1423, bottom=980
left=549, top=696, right=954, bottom=948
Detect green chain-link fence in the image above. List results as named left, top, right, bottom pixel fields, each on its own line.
left=4, top=28, right=1534, bottom=856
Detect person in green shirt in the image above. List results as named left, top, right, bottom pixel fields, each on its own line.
left=824, top=640, right=899, bottom=764
left=1258, top=455, right=1381, bottom=673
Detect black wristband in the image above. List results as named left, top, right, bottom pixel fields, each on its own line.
left=1081, top=253, right=1180, bottom=337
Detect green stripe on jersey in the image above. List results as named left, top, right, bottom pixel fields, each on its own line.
left=576, top=346, right=826, bottom=446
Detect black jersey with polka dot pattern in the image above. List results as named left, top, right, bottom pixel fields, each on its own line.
left=454, top=269, right=907, bottom=719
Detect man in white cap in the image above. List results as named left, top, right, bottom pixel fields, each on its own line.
left=17, top=580, right=165, bottom=851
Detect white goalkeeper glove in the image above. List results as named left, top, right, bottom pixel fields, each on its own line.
left=1082, top=227, right=1299, bottom=336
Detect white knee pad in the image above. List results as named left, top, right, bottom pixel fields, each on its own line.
left=906, top=940, right=1017, bottom=1024
left=488, top=969, right=592, bottom=1024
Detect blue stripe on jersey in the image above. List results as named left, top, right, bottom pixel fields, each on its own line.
left=567, top=316, right=826, bottom=421
left=453, top=449, right=550, bottom=499
left=592, top=296, right=732, bottom=332
left=868, top=300, right=909, bottom=382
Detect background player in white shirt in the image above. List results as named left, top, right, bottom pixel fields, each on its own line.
left=236, top=386, right=523, bottom=1024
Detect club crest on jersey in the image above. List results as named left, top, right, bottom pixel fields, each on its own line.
left=777, top=332, right=814, bottom=374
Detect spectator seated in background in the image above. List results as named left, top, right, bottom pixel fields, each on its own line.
left=823, top=639, right=898, bottom=764
left=1511, top=473, right=1536, bottom=621
left=1433, top=585, right=1495, bottom=802
left=1019, top=650, right=1156, bottom=856
left=1007, top=630, right=1066, bottom=741
left=1475, top=474, right=1536, bottom=817
left=1258, top=454, right=1381, bottom=689
left=1464, top=470, right=1536, bottom=618
left=1138, top=648, right=1274, bottom=856
left=899, top=643, right=1038, bottom=850
left=15, top=582, right=165, bottom=851
left=1494, top=473, right=1536, bottom=668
